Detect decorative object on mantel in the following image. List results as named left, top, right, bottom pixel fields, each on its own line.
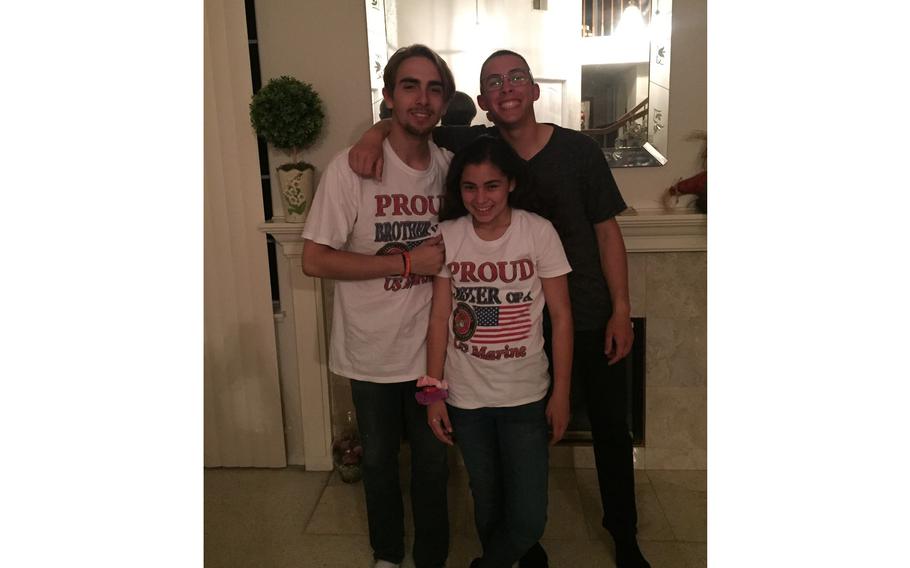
left=249, top=76, right=325, bottom=222
left=331, top=411, right=363, bottom=483
left=663, top=130, right=707, bottom=214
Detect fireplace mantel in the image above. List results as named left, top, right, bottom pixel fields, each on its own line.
left=264, top=209, right=707, bottom=252
left=617, top=209, right=706, bottom=253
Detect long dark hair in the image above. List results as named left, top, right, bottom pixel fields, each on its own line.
left=438, top=135, right=544, bottom=221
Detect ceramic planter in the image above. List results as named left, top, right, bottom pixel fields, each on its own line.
left=276, top=164, right=314, bottom=222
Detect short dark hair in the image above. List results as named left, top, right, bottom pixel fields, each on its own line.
left=383, top=44, right=456, bottom=103
left=441, top=91, right=477, bottom=126
left=479, top=49, right=534, bottom=92
left=439, top=135, right=544, bottom=221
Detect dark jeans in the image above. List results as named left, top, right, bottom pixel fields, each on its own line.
left=350, top=379, right=449, bottom=568
left=549, top=327, right=639, bottom=539
left=448, top=398, right=549, bottom=568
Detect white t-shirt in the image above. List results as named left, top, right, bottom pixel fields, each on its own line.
left=302, top=139, right=453, bottom=383
left=437, top=209, right=571, bottom=409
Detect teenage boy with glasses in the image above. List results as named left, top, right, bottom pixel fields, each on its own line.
left=349, top=49, right=650, bottom=568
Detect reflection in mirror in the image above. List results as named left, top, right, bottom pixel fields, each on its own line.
left=364, top=0, right=672, bottom=167
left=581, top=62, right=652, bottom=165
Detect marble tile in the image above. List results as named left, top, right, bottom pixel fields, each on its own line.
left=204, top=468, right=332, bottom=568
left=542, top=469, right=587, bottom=541
left=632, top=483, right=677, bottom=542
left=646, top=387, right=707, bottom=454
left=205, top=498, right=305, bottom=568
left=539, top=538, right=618, bottom=568
left=644, top=448, right=707, bottom=470
left=654, top=483, right=708, bottom=542
left=304, top=481, right=369, bottom=535
left=549, top=444, right=576, bottom=468
left=575, top=474, right=608, bottom=542
left=571, top=445, right=596, bottom=468
left=204, top=467, right=329, bottom=507
left=632, top=446, right=647, bottom=469
left=638, top=540, right=692, bottom=568
left=679, top=541, right=708, bottom=568
left=575, top=468, right=675, bottom=544
left=209, top=533, right=374, bottom=568
left=644, top=252, right=706, bottom=319
left=647, top=470, right=707, bottom=493
left=295, top=534, right=375, bottom=568
left=206, top=466, right=707, bottom=568
left=646, top=317, right=707, bottom=387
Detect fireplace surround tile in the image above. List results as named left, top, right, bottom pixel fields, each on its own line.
left=647, top=317, right=706, bottom=387
left=645, top=252, right=707, bottom=319
left=646, top=386, right=707, bottom=468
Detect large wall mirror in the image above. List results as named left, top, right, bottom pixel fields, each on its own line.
left=364, top=0, right=673, bottom=167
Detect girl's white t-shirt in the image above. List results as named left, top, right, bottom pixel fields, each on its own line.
left=437, top=209, right=571, bottom=409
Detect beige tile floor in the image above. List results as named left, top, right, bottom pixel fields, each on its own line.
left=205, top=464, right=706, bottom=568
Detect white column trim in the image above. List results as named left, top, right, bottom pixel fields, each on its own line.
left=259, top=220, right=333, bottom=471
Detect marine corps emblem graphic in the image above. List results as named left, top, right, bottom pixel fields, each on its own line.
left=376, top=239, right=426, bottom=256
left=376, top=242, right=408, bottom=256
left=452, top=302, right=477, bottom=341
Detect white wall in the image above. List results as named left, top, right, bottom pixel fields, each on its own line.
left=255, top=0, right=374, bottom=201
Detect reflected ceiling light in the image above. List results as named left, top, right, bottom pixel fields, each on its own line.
left=615, top=1, right=646, bottom=39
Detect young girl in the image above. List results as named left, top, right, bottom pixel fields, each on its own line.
left=420, top=136, right=573, bottom=568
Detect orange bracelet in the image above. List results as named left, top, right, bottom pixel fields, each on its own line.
left=401, top=250, right=411, bottom=279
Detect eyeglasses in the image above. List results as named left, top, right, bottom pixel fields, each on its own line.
left=482, top=70, right=532, bottom=92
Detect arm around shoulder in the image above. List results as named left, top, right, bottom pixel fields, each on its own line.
left=348, top=119, right=392, bottom=179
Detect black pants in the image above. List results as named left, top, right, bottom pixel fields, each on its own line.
left=546, top=327, right=639, bottom=538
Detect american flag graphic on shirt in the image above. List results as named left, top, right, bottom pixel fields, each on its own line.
left=471, top=303, right=532, bottom=344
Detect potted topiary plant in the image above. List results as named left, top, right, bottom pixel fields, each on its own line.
left=249, top=75, right=325, bottom=222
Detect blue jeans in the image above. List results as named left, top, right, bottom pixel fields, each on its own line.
left=350, top=379, right=449, bottom=568
left=448, top=398, right=549, bottom=568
